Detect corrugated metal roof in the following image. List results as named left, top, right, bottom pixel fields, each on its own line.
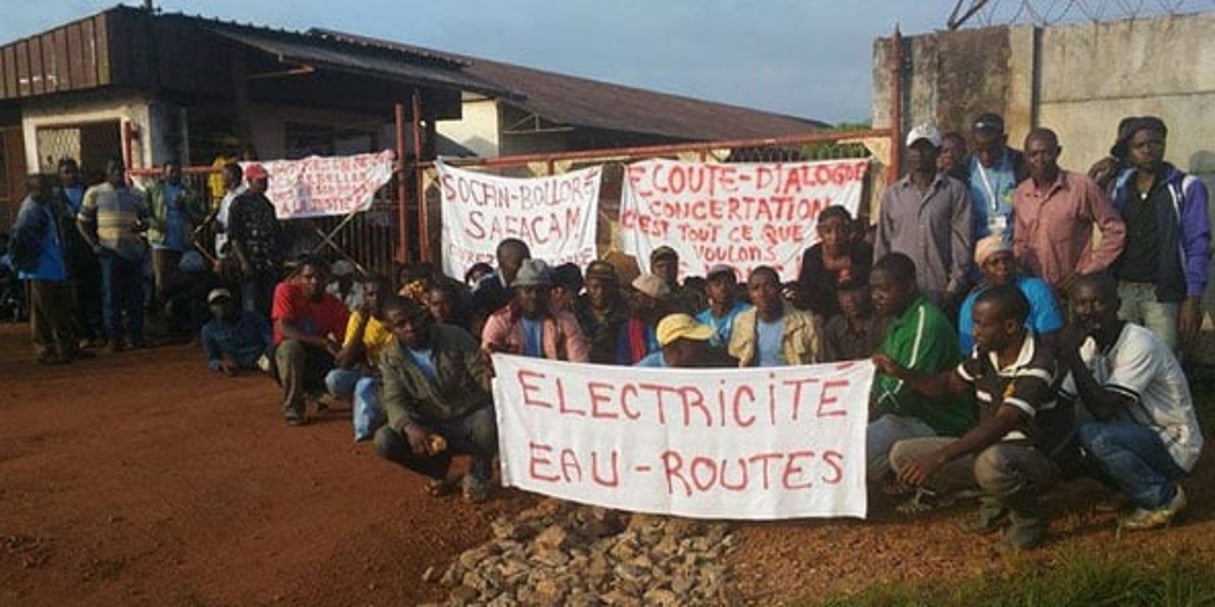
left=197, top=21, right=509, bottom=97
left=306, top=29, right=827, bottom=140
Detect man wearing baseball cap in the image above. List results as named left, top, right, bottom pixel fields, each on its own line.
left=576, top=260, right=628, bottom=364
left=650, top=245, right=704, bottom=314
left=200, top=287, right=271, bottom=376
left=227, top=163, right=283, bottom=316
left=619, top=273, right=673, bottom=364
left=967, top=113, right=1027, bottom=241
left=696, top=264, right=751, bottom=346
left=875, top=123, right=974, bottom=312
left=481, top=259, right=589, bottom=362
left=635, top=313, right=725, bottom=368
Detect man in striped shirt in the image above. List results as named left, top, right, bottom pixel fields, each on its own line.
left=76, top=158, right=149, bottom=351
left=877, top=285, right=1073, bottom=552
left=867, top=253, right=975, bottom=485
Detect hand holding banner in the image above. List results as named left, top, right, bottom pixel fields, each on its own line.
left=492, top=355, right=873, bottom=520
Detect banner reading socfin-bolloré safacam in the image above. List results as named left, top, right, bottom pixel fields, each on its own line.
left=619, top=158, right=868, bottom=281
left=493, top=354, right=872, bottom=520
left=437, top=161, right=602, bottom=280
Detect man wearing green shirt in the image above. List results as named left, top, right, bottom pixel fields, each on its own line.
left=868, top=253, right=975, bottom=484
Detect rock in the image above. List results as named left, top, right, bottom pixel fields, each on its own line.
left=627, top=554, right=654, bottom=572
left=491, top=518, right=519, bottom=540
left=671, top=572, right=695, bottom=595
left=565, top=591, right=602, bottom=607
left=587, top=553, right=611, bottom=582
left=421, top=565, right=439, bottom=583
left=463, top=570, right=492, bottom=592
left=449, top=585, right=479, bottom=603
left=486, top=593, right=518, bottom=607
left=533, top=577, right=569, bottom=605
left=652, top=534, right=679, bottom=558
left=614, top=563, right=648, bottom=585
left=534, top=524, right=569, bottom=551
left=497, top=557, right=529, bottom=580
left=533, top=548, right=570, bottom=568
left=600, top=589, right=641, bottom=607
left=440, top=564, right=464, bottom=586
left=642, top=588, right=680, bottom=607
left=608, top=534, right=638, bottom=561
left=459, top=549, right=485, bottom=570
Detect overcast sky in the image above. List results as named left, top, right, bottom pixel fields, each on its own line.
left=0, top=1, right=949, bottom=124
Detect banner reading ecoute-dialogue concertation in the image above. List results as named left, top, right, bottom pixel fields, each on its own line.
left=493, top=354, right=872, bottom=520
left=619, top=158, right=869, bottom=281
left=437, top=161, right=602, bottom=279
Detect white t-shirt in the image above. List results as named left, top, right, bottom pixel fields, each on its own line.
left=1060, top=323, right=1203, bottom=471
left=213, top=185, right=246, bottom=258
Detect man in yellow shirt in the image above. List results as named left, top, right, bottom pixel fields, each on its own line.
left=324, top=277, right=393, bottom=438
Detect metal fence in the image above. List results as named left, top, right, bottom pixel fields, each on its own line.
left=128, top=166, right=402, bottom=280
left=124, top=128, right=893, bottom=284
left=415, top=128, right=892, bottom=282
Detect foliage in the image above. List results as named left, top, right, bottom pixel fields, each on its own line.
left=810, top=548, right=1215, bottom=607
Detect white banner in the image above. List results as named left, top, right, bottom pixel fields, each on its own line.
left=492, top=355, right=872, bottom=520
left=619, top=158, right=869, bottom=281
left=438, top=161, right=602, bottom=279
left=242, top=150, right=395, bottom=220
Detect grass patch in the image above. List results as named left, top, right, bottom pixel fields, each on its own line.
left=812, top=548, right=1215, bottom=607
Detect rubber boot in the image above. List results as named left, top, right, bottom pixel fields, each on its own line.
left=962, top=495, right=1008, bottom=535
left=998, top=491, right=1046, bottom=552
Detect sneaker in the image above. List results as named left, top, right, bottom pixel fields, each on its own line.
left=285, top=414, right=309, bottom=427
left=35, top=353, right=70, bottom=365
left=1094, top=491, right=1133, bottom=514
left=462, top=475, right=490, bottom=503
left=69, top=349, right=97, bottom=360
left=962, top=509, right=1008, bottom=535
left=1121, top=486, right=1186, bottom=531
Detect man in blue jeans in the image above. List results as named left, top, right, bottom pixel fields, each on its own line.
left=76, top=159, right=149, bottom=352
left=374, top=296, right=497, bottom=502
left=1059, top=273, right=1203, bottom=530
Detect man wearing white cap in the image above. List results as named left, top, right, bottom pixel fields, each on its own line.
left=875, top=123, right=974, bottom=312
left=200, top=287, right=271, bottom=375
left=957, top=234, right=1064, bottom=354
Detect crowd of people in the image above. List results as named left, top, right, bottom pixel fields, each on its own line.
left=6, top=111, right=1208, bottom=551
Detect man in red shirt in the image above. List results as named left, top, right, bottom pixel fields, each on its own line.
left=271, top=256, right=349, bottom=426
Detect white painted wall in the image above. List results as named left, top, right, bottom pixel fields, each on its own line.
left=436, top=97, right=499, bottom=158
left=20, top=94, right=152, bottom=172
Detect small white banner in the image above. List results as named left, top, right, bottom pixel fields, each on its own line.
left=492, top=355, right=873, bottom=520
left=437, top=161, right=602, bottom=279
left=619, top=158, right=869, bottom=281
left=243, top=150, right=395, bottom=220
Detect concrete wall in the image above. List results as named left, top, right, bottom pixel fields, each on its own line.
left=20, top=93, right=154, bottom=172
left=873, top=11, right=1215, bottom=183
left=435, top=97, right=500, bottom=157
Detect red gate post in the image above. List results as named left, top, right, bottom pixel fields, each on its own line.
left=411, top=89, right=427, bottom=262
left=394, top=101, right=410, bottom=264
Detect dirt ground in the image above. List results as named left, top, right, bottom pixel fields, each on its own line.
left=3, top=320, right=1215, bottom=607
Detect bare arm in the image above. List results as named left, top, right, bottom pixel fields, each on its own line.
left=872, top=353, right=967, bottom=399
left=334, top=314, right=370, bottom=368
